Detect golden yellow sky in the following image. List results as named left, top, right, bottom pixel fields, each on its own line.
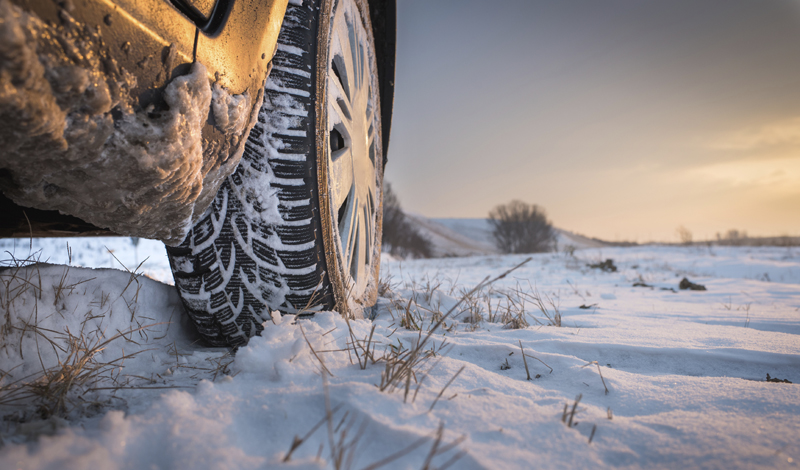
left=386, top=0, right=800, bottom=242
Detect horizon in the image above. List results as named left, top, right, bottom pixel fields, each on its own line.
left=384, top=0, right=800, bottom=243
left=424, top=215, right=797, bottom=245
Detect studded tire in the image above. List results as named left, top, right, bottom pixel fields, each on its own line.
left=166, top=0, right=384, bottom=347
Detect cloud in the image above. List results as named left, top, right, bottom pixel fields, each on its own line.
left=685, top=156, right=800, bottom=192
left=710, top=117, right=800, bottom=151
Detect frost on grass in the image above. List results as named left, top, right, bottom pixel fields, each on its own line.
left=0, top=0, right=262, bottom=245
left=0, top=255, right=225, bottom=433
left=1, top=247, right=799, bottom=469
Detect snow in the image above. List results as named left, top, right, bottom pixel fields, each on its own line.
left=0, top=239, right=798, bottom=469
left=409, top=216, right=498, bottom=257
left=212, top=84, right=251, bottom=136
left=430, top=218, right=498, bottom=250
left=0, top=237, right=174, bottom=284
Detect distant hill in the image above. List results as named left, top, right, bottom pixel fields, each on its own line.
left=396, top=216, right=615, bottom=258
left=404, top=215, right=498, bottom=258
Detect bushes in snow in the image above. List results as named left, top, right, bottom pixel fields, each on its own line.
left=488, top=200, right=555, bottom=254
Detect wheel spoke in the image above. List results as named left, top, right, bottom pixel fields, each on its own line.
left=357, top=42, right=368, bottom=102
left=366, top=127, right=375, bottom=150
left=329, top=96, right=353, bottom=134
left=343, top=196, right=359, bottom=267
left=349, top=218, right=360, bottom=279
left=348, top=22, right=360, bottom=91
left=331, top=54, right=351, bottom=102
left=338, top=33, right=357, bottom=98
left=330, top=141, right=352, bottom=200
left=361, top=203, right=371, bottom=266
left=329, top=58, right=352, bottom=111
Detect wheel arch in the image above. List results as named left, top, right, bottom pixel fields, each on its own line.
left=367, top=0, right=396, bottom=166
left=0, top=0, right=394, bottom=241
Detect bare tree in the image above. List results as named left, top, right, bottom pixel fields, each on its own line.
left=676, top=226, right=693, bottom=245
left=716, top=229, right=749, bottom=246
left=488, top=200, right=555, bottom=253
left=382, top=183, right=433, bottom=258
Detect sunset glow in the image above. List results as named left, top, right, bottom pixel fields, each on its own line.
left=386, top=0, right=800, bottom=242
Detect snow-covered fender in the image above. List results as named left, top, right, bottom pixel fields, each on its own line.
left=0, top=0, right=288, bottom=245
left=0, top=0, right=394, bottom=245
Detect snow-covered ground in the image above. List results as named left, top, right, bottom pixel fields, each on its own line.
left=0, top=237, right=175, bottom=284
left=0, top=239, right=798, bottom=469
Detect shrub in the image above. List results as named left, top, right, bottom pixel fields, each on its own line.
left=716, top=229, right=748, bottom=246
left=488, top=200, right=555, bottom=253
left=382, top=183, right=433, bottom=258
left=676, top=226, right=693, bottom=245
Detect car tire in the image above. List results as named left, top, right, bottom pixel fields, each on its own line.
left=166, top=0, right=384, bottom=347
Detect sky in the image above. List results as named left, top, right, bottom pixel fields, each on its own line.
left=384, top=0, right=800, bottom=242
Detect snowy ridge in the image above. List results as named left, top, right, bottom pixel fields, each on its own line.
left=405, top=216, right=609, bottom=258
left=406, top=214, right=499, bottom=257
left=554, top=228, right=612, bottom=249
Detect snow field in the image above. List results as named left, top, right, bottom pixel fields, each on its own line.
left=0, top=237, right=175, bottom=284
left=0, top=241, right=798, bottom=469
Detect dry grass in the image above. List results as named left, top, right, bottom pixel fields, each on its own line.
left=588, top=424, right=597, bottom=444
left=414, top=274, right=443, bottom=305
left=519, top=340, right=532, bottom=380
left=0, top=322, right=157, bottom=417
left=518, top=340, right=552, bottom=378
left=1, top=250, right=46, bottom=342
left=387, top=258, right=556, bottom=332
left=162, top=342, right=236, bottom=382
left=377, top=274, right=398, bottom=298
left=582, top=361, right=610, bottom=394
left=343, top=318, right=379, bottom=370
left=428, top=366, right=465, bottom=412
left=561, top=394, right=582, bottom=428
left=376, top=332, right=437, bottom=399
left=495, top=288, right=530, bottom=329
left=340, top=258, right=534, bottom=404
left=0, top=248, right=181, bottom=419
left=510, top=282, right=562, bottom=327
left=396, top=298, right=422, bottom=331
left=456, top=287, right=483, bottom=330
left=353, top=258, right=558, bottom=413
left=452, top=281, right=564, bottom=330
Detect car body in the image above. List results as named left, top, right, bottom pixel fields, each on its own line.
left=0, top=0, right=394, bottom=245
